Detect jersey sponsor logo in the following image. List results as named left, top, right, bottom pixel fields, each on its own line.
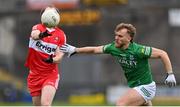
left=118, top=58, right=137, bottom=68
left=117, top=54, right=137, bottom=71
left=29, top=38, right=57, bottom=54
left=36, top=41, right=56, bottom=53
left=129, top=55, right=134, bottom=60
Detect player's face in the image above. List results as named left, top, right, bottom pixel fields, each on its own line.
left=114, top=28, right=131, bottom=48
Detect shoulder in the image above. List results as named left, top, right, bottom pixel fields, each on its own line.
left=55, top=27, right=64, bottom=33
left=103, top=42, right=116, bottom=53
left=32, top=24, right=46, bottom=31
left=132, top=42, right=142, bottom=47
left=132, top=42, right=152, bottom=57
left=55, top=27, right=66, bottom=38
left=54, top=27, right=65, bottom=36
left=131, top=42, right=146, bottom=50
left=54, top=27, right=66, bottom=45
left=103, top=42, right=115, bottom=49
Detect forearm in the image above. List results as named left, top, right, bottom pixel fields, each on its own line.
left=76, top=47, right=95, bottom=53
left=160, top=51, right=173, bottom=74
left=31, top=30, right=41, bottom=40
left=151, top=48, right=176, bottom=87
left=151, top=48, right=173, bottom=74
left=76, top=46, right=103, bottom=54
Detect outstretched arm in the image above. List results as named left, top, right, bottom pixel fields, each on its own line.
left=60, top=44, right=104, bottom=57
left=76, top=46, right=104, bottom=54
left=150, top=47, right=176, bottom=87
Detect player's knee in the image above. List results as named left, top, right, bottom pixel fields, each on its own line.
left=143, top=101, right=152, bottom=106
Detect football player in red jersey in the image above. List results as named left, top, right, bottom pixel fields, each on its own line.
left=25, top=6, right=66, bottom=106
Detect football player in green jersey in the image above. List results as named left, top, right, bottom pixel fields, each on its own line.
left=60, top=23, right=176, bottom=106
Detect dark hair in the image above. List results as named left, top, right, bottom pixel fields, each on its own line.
left=40, top=5, right=60, bottom=15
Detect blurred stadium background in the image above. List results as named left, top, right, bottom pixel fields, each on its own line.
left=0, top=0, right=180, bottom=106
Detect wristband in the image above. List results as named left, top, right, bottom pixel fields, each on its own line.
left=167, top=72, right=173, bottom=75
left=39, top=32, right=44, bottom=39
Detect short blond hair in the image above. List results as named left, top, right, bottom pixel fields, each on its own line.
left=115, top=23, right=136, bottom=42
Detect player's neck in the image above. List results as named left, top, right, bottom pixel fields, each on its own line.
left=121, top=42, right=130, bottom=50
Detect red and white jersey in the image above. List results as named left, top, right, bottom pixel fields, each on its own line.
left=25, top=24, right=66, bottom=76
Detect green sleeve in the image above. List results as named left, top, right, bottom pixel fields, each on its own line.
left=103, top=43, right=112, bottom=54
left=137, top=44, right=152, bottom=58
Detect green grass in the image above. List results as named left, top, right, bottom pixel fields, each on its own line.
left=0, top=97, right=180, bottom=106
left=152, top=97, right=180, bottom=106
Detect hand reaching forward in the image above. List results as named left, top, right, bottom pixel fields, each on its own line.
left=60, top=44, right=76, bottom=57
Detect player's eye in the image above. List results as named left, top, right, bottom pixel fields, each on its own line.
left=115, top=34, right=123, bottom=37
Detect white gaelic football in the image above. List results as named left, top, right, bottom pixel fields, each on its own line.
left=41, top=9, right=60, bottom=28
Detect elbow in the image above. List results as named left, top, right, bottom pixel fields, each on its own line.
left=31, top=30, right=40, bottom=40
left=160, top=50, right=168, bottom=58
left=162, top=50, right=168, bottom=56
left=31, top=36, right=38, bottom=40
left=31, top=34, right=40, bottom=40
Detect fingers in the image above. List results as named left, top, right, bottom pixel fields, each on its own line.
left=60, top=44, right=76, bottom=58
left=60, top=44, right=71, bottom=52
left=168, top=82, right=173, bottom=87
left=60, top=47, right=66, bottom=50
left=60, top=44, right=67, bottom=48
left=61, top=45, right=68, bottom=49
left=64, top=43, right=69, bottom=47
left=60, top=47, right=68, bottom=52
left=165, top=81, right=176, bottom=87
left=60, top=43, right=74, bottom=49
left=164, top=74, right=176, bottom=87
left=164, top=80, right=168, bottom=85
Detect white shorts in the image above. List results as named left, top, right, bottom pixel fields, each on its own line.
left=133, top=81, right=156, bottom=102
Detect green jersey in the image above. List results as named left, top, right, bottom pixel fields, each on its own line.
left=103, top=42, right=153, bottom=88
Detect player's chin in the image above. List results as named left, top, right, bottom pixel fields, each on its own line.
left=115, top=42, right=121, bottom=48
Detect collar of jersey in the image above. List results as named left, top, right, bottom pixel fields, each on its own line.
left=119, top=42, right=133, bottom=51
left=46, top=27, right=55, bottom=32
